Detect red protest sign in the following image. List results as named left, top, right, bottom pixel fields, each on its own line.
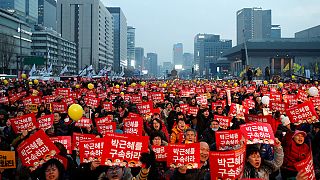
left=101, top=134, right=149, bottom=167
left=310, top=97, right=320, bottom=108
left=0, top=97, right=9, bottom=104
left=10, top=113, right=38, bottom=133
left=42, top=95, right=55, bottom=104
left=180, top=90, right=191, bottom=97
left=167, top=143, right=200, bottom=169
left=294, top=153, right=316, bottom=180
left=240, top=122, right=275, bottom=144
left=196, top=96, right=207, bottom=105
left=297, top=90, right=308, bottom=102
left=244, top=114, right=273, bottom=124
left=123, top=117, right=143, bottom=136
left=214, top=115, right=231, bottom=129
left=17, top=130, right=59, bottom=168
left=180, top=104, right=189, bottom=114
left=96, top=122, right=116, bottom=136
left=85, top=97, right=100, bottom=108
left=212, top=100, right=226, bottom=110
left=137, top=101, right=153, bottom=114
left=151, top=92, right=164, bottom=101
left=215, top=130, right=242, bottom=151
left=37, top=114, right=54, bottom=131
left=51, top=102, right=67, bottom=113
left=209, top=145, right=246, bottom=179
left=286, top=101, right=319, bottom=124
left=64, top=97, right=75, bottom=106
left=72, top=133, right=96, bottom=150
left=131, top=94, right=142, bottom=104
left=74, top=117, right=93, bottom=128
left=152, top=146, right=167, bottom=162
left=103, top=102, right=113, bottom=111
left=270, top=92, right=282, bottom=102
left=79, top=138, right=104, bottom=163
left=50, top=136, right=72, bottom=154
left=55, top=88, right=71, bottom=97
left=269, top=100, right=287, bottom=114
left=188, top=107, right=199, bottom=116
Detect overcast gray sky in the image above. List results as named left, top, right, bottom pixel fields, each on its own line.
left=104, top=0, right=320, bottom=65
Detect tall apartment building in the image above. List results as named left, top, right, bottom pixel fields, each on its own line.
left=135, top=47, right=144, bottom=71
left=173, top=43, right=183, bottom=67
left=31, top=26, right=77, bottom=74
left=38, top=0, right=57, bottom=30
left=127, top=26, right=135, bottom=68
left=0, top=0, right=38, bottom=26
left=147, top=53, right=158, bottom=77
left=237, top=7, right=271, bottom=45
left=57, top=0, right=114, bottom=71
left=194, top=34, right=232, bottom=76
left=107, top=7, right=127, bottom=73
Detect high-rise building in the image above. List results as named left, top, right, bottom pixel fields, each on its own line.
left=237, top=7, right=271, bottom=45
left=173, top=43, right=183, bottom=68
left=57, top=0, right=114, bottom=72
left=183, top=53, right=194, bottom=70
left=127, top=26, right=135, bottom=68
left=135, top=47, right=144, bottom=71
left=31, top=26, right=77, bottom=74
left=194, top=34, right=232, bottom=76
left=147, top=53, right=158, bottom=77
left=271, top=25, right=281, bottom=38
left=107, top=7, right=127, bottom=73
left=38, top=0, right=56, bottom=30
left=295, top=25, right=320, bottom=39
left=0, top=9, right=32, bottom=74
left=0, top=0, right=38, bottom=26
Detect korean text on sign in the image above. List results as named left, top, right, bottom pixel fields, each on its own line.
left=101, top=133, right=149, bottom=167
left=166, top=143, right=200, bottom=169
left=240, top=122, right=275, bottom=144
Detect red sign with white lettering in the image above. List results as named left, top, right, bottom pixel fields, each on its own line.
left=50, top=136, right=72, bottom=154
left=215, top=130, right=242, bottom=151
left=123, top=117, right=143, bottom=136
left=79, top=138, right=104, bottom=163
left=167, top=143, right=200, bottom=169
left=37, top=114, right=54, bottom=131
left=10, top=113, right=38, bottom=133
left=240, top=122, right=275, bottom=144
left=286, top=101, right=319, bottom=124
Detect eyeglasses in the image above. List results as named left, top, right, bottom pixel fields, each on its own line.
left=107, top=166, right=123, bottom=172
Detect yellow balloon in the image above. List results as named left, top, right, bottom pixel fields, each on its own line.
left=131, top=83, right=136, bottom=87
left=29, top=81, right=33, bottom=85
left=141, top=81, right=146, bottom=86
left=270, top=79, right=273, bottom=83
left=120, top=92, right=124, bottom=95
left=315, top=81, right=319, bottom=85
left=21, top=74, right=27, bottom=79
left=34, top=79, right=39, bottom=84
left=163, top=83, right=167, bottom=88
left=115, top=84, right=120, bottom=88
left=3, top=80, right=8, bottom=85
left=292, top=75, right=295, bottom=79
left=278, top=82, right=283, bottom=88
left=123, top=82, right=126, bottom=85
left=68, top=104, right=83, bottom=121
left=234, top=83, right=238, bottom=87
left=263, top=80, right=268, bottom=85
left=88, top=83, right=94, bottom=90
left=75, top=84, right=80, bottom=89
left=228, top=80, right=230, bottom=83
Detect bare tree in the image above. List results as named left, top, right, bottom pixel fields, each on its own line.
left=0, top=33, right=15, bottom=74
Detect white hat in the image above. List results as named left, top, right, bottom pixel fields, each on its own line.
left=281, top=115, right=290, bottom=126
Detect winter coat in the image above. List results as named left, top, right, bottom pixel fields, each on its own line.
left=282, top=132, right=310, bottom=172
left=242, top=145, right=284, bottom=179
left=98, top=167, right=149, bottom=180
left=169, top=161, right=210, bottom=180
left=170, top=125, right=189, bottom=144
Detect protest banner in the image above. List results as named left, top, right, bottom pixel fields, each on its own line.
left=214, top=115, right=232, bottom=129
left=152, top=146, right=167, bottom=162
left=79, top=138, right=104, bottom=163
left=166, top=143, right=200, bottom=169
left=269, top=100, right=287, bottom=114
left=103, top=102, right=113, bottom=111
left=151, top=92, right=164, bottom=101
left=50, top=136, right=72, bottom=154
left=101, top=133, right=149, bottom=167
left=286, top=101, right=319, bottom=124
left=85, top=97, right=100, bottom=108
left=96, top=122, right=116, bottom=136
left=294, top=153, right=316, bottom=180
left=136, top=101, right=153, bottom=114
left=209, top=145, right=246, bottom=179
left=240, top=122, right=275, bottom=144
left=51, top=102, right=68, bottom=113
left=215, top=130, right=242, bottom=151
left=17, top=130, right=59, bottom=169
left=0, top=151, right=16, bottom=168
left=123, top=117, right=143, bottom=136
left=74, top=117, right=93, bottom=128
left=242, top=99, right=255, bottom=109
left=131, top=94, right=142, bottom=104
left=42, top=95, right=55, bottom=104
left=37, top=114, right=54, bottom=131
left=55, top=88, right=71, bottom=97
left=72, top=133, right=96, bottom=150
left=188, top=107, right=199, bottom=116
left=10, top=113, right=38, bottom=134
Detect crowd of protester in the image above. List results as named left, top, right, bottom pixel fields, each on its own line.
left=0, top=76, right=319, bottom=180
